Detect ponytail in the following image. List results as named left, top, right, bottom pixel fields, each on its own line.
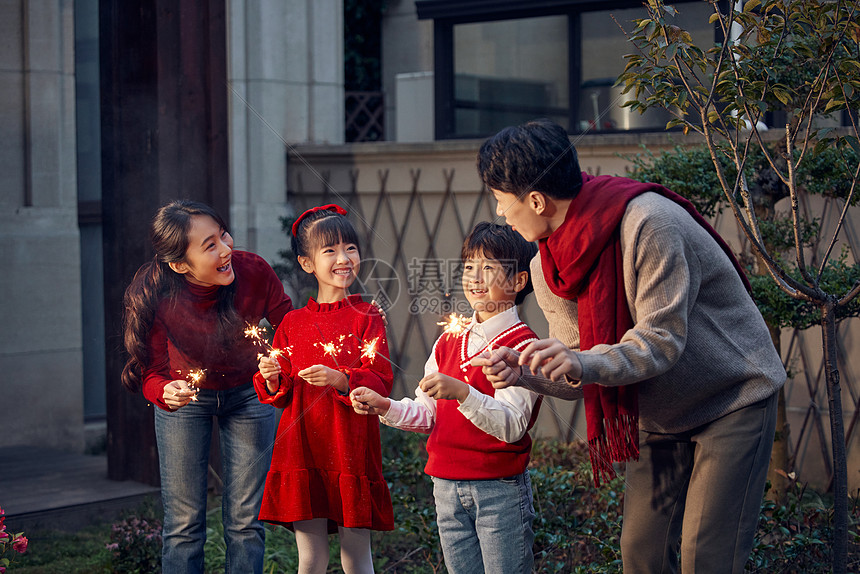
left=121, top=259, right=184, bottom=392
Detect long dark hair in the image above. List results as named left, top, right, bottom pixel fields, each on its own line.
left=121, top=200, right=240, bottom=392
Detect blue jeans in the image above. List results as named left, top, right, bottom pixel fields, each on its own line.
left=154, top=383, right=277, bottom=574
left=432, top=470, right=535, bottom=574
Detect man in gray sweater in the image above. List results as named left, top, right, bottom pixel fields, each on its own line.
left=472, top=119, right=785, bottom=574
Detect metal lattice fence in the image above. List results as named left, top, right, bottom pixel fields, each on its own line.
left=286, top=150, right=859, bottom=491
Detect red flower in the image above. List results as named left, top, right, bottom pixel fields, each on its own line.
left=12, top=535, right=28, bottom=554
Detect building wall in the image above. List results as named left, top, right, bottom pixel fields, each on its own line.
left=0, top=0, right=83, bottom=450
left=227, top=0, right=346, bottom=265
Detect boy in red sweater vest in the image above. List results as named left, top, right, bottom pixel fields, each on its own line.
left=351, top=222, right=542, bottom=574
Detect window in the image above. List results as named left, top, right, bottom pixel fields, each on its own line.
left=453, top=16, right=569, bottom=138
left=417, top=0, right=717, bottom=139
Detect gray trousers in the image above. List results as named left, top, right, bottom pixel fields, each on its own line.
left=620, top=393, right=777, bottom=574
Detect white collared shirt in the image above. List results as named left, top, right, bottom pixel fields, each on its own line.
left=381, top=306, right=540, bottom=443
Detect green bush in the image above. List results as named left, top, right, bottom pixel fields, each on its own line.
left=12, top=437, right=858, bottom=572
left=106, top=513, right=162, bottom=573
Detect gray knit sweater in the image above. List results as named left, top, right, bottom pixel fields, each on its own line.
left=528, top=192, right=786, bottom=434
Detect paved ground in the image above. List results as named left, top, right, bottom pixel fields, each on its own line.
left=0, top=446, right=160, bottom=531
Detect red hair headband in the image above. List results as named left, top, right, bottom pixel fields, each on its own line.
left=291, top=204, right=348, bottom=237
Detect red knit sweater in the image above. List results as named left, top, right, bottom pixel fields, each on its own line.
left=143, top=251, right=293, bottom=410
left=253, top=294, right=394, bottom=532
left=425, top=322, right=541, bottom=480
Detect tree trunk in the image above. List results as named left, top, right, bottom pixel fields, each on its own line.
left=765, top=322, right=790, bottom=502
left=821, top=299, right=847, bottom=573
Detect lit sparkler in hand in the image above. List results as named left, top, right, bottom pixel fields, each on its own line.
left=178, top=368, right=205, bottom=401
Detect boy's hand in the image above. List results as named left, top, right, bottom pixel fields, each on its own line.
left=350, top=387, right=391, bottom=416
left=163, top=379, right=197, bottom=410
left=519, top=338, right=582, bottom=382
left=471, top=346, right=522, bottom=389
left=298, top=364, right=349, bottom=393
left=419, top=372, right=469, bottom=402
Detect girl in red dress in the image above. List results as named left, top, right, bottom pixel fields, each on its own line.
left=254, top=204, right=393, bottom=574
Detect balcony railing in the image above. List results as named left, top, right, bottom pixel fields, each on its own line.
left=346, top=91, right=384, bottom=142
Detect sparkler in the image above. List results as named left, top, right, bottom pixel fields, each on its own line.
left=177, top=368, right=205, bottom=401
left=244, top=323, right=288, bottom=360
left=360, top=337, right=379, bottom=362
left=437, top=313, right=471, bottom=336
left=317, top=341, right=343, bottom=358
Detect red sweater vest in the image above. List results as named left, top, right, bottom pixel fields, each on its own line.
left=425, top=322, right=541, bottom=480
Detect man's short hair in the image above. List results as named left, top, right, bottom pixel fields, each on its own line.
left=477, top=118, right=583, bottom=200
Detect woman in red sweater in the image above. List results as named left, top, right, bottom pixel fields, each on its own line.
left=121, top=200, right=293, bottom=574
left=254, top=204, right=393, bottom=574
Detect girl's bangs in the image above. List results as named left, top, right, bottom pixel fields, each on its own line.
left=311, top=216, right=360, bottom=250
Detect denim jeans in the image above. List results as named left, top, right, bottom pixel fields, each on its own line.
left=154, top=383, right=277, bottom=574
left=432, top=470, right=535, bottom=574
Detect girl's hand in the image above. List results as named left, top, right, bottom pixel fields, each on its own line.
left=418, top=372, right=469, bottom=402
left=471, top=346, right=522, bottom=389
left=350, top=387, right=391, bottom=415
left=298, top=365, right=349, bottom=393
left=519, top=338, right=582, bottom=382
left=163, top=380, right=197, bottom=411
left=258, top=356, right=282, bottom=394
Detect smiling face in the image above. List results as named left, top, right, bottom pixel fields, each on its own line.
left=462, top=250, right=527, bottom=322
left=169, top=214, right=235, bottom=287
left=299, top=238, right=361, bottom=303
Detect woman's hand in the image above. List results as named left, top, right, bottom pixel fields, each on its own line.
left=163, top=380, right=197, bottom=410
left=350, top=386, right=391, bottom=415
left=258, top=356, right=282, bottom=394
left=298, top=364, right=349, bottom=394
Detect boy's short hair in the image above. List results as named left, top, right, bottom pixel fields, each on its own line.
left=476, top=118, right=583, bottom=200
left=461, top=222, right=538, bottom=306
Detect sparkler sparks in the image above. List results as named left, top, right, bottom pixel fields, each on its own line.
left=437, top=313, right=471, bottom=336
left=178, top=368, right=205, bottom=401
left=318, top=341, right=343, bottom=357
left=360, top=337, right=379, bottom=362
left=244, top=322, right=288, bottom=360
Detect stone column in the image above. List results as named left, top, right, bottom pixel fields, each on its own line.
left=227, top=0, right=344, bottom=265
left=0, top=0, right=83, bottom=450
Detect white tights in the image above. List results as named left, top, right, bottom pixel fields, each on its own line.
left=293, top=518, right=374, bottom=574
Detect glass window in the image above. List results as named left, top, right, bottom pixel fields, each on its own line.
left=579, top=3, right=716, bottom=132
left=452, top=15, right=568, bottom=138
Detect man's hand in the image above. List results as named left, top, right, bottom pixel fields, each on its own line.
left=471, top=346, right=522, bottom=389
left=519, top=338, right=582, bottom=382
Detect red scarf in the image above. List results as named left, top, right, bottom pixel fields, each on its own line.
left=539, top=173, right=749, bottom=485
